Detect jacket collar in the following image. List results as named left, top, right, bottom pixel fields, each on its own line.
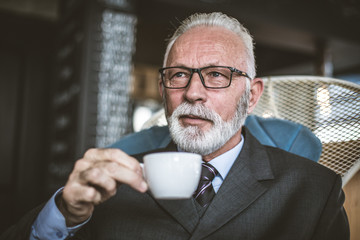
left=190, top=127, right=274, bottom=239
left=134, top=127, right=275, bottom=236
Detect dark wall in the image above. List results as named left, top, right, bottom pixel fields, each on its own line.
left=134, top=0, right=360, bottom=76
left=0, top=11, right=55, bottom=232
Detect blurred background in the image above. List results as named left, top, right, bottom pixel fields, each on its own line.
left=0, top=0, right=359, bottom=233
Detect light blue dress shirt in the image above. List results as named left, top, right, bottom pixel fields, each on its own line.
left=30, top=188, right=89, bottom=240
left=209, top=136, right=244, bottom=193
left=30, top=136, right=244, bottom=240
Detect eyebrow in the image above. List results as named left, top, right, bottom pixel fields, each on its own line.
left=168, top=62, right=223, bottom=68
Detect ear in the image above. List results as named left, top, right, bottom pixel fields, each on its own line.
left=158, top=78, right=164, bottom=99
left=247, top=77, right=264, bottom=114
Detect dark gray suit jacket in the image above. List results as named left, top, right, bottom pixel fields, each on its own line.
left=73, top=128, right=349, bottom=239
left=1, top=128, right=349, bottom=239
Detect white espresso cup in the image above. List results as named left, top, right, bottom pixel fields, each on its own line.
left=142, top=152, right=202, bottom=199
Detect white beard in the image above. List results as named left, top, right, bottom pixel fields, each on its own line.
left=166, top=83, right=250, bottom=156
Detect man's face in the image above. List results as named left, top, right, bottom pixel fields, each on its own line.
left=160, top=26, right=262, bottom=156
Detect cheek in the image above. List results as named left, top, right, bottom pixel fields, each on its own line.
left=211, top=96, right=237, bottom=120
left=164, top=91, right=183, bottom=116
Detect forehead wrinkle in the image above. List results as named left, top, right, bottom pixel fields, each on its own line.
left=169, top=42, right=236, bottom=69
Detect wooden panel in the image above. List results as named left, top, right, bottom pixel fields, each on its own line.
left=0, top=49, right=20, bottom=187
left=0, top=11, right=55, bottom=233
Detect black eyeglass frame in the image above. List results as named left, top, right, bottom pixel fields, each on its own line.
left=159, top=65, right=252, bottom=89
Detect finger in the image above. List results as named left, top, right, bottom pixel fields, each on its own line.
left=78, top=162, right=147, bottom=194
left=107, top=163, right=148, bottom=193
left=72, top=158, right=93, bottom=172
left=79, top=167, right=118, bottom=199
left=84, top=148, right=140, bottom=171
left=64, top=180, right=102, bottom=203
left=92, top=161, right=147, bottom=192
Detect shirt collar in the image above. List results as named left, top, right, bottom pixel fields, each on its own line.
left=177, top=134, right=244, bottom=180
left=208, top=134, right=244, bottom=180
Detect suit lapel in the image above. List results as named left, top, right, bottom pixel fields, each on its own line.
left=134, top=141, right=200, bottom=233
left=154, top=198, right=200, bottom=233
left=190, top=128, right=275, bottom=239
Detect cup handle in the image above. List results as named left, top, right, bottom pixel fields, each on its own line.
left=140, top=163, right=146, bottom=179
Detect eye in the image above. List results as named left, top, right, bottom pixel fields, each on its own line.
left=205, top=70, right=229, bottom=80
left=174, top=72, right=186, bottom=78
left=208, top=71, right=222, bottom=78
left=169, top=70, right=189, bottom=80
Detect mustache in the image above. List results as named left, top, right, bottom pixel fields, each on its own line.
left=171, top=102, right=221, bottom=123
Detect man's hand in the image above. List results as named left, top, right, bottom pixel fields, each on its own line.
left=56, top=148, right=148, bottom=226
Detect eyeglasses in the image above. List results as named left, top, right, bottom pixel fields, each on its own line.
left=159, top=66, right=251, bottom=89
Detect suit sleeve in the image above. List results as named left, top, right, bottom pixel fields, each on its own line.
left=0, top=204, right=44, bottom=240
left=311, top=174, right=350, bottom=240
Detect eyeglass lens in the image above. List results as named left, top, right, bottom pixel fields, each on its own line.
left=162, top=67, right=233, bottom=88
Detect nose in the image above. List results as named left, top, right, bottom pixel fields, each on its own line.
left=183, top=71, right=207, bottom=103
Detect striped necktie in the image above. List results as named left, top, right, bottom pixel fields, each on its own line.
left=193, top=163, right=218, bottom=207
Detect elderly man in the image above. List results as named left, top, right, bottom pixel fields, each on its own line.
left=2, top=12, right=348, bottom=240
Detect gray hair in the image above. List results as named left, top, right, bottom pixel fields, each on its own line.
left=163, top=12, right=256, bottom=79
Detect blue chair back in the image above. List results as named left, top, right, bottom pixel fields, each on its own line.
left=110, top=115, right=322, bottom=162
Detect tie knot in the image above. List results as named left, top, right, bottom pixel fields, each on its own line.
left=201, top=163, right=218, bottom=182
